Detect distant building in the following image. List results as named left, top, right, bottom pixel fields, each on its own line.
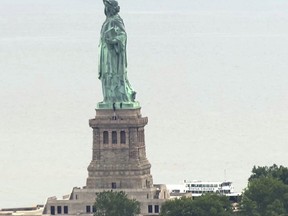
left=0, top=205, right=44, bottom=216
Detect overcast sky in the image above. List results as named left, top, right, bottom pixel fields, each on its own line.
left=1, top=0, right=288, bottom=208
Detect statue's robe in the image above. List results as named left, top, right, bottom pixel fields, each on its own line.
left=98, top=14, right=135, bottom=103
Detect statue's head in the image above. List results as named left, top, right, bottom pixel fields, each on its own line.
left=103, top=0, right=120, bottom=17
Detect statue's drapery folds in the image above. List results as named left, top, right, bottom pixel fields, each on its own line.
left=98, top=0, right=138, bottom=109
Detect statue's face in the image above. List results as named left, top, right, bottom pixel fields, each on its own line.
left=104, top=1, right=118, bottom=17
left=104, top=5, right=113, bottom=17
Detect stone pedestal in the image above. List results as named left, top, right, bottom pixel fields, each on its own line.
left=86, top=108, right=154, bottom=190
left=43, top=108, right=169, bottom=216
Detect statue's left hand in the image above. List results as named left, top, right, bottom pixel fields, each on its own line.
left=105, top=37, right=117, bottom=44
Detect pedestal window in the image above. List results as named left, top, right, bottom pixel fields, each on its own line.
left=112, top=182, right=117, bottom=189
left=103, top=131, right=109, bottom=144
left=50, top=206, right=55, bottom=215
left=86, top=206, right=91, bottom=213
left=155, top=205, right=159, bottom=213
left=120, top=131, right=126, bottom=144
left=57, top=206, right=62, bottom=214
left=112, top=131, right=117, bottom=144
left=148, top=205, right=153, bottom=213
left=64, top=206, right=68, bottom=214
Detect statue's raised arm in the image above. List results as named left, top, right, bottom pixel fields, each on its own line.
left=98, top=0, right=138, bottom=109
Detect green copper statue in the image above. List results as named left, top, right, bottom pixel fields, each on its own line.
left=98, top=0, right=139, bottom=109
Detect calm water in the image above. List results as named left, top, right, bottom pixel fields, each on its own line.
left=1, top=0, right=288, bottom=208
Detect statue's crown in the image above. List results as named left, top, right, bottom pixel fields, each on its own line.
left=104, top=0, right=118, bottom=7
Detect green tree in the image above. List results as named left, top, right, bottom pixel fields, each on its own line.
left=160, top=194, right=233, bottom=216
left=93, top=191, right=140, bottom=216
left=249, top=164, right=288, bottom=185
left=240, top=165, right=288, bottom=216
left=192, top=194, right=233, bottom=216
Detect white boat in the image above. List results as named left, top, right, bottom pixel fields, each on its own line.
left=167, top=180, right=241, bottom=199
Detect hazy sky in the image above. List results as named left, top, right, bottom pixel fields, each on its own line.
left=1, top=0, right=288, bottom=208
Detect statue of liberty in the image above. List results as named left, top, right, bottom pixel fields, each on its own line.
left=98, top=0, right=138, bottom=109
